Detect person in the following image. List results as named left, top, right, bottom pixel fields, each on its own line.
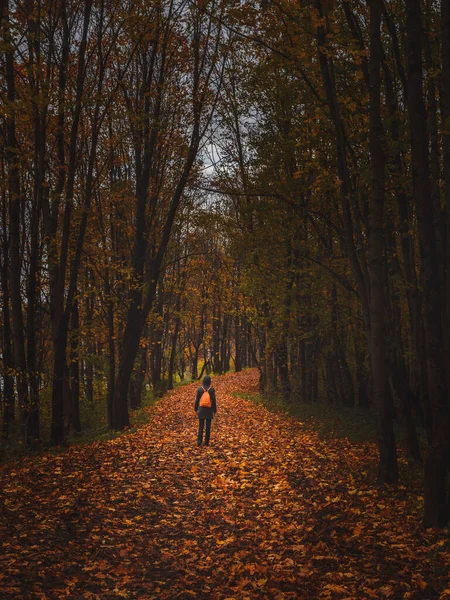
left=194, top=375, right=217, bottom=446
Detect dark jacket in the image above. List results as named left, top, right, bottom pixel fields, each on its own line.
left=194, top=386, right=217, bottom=420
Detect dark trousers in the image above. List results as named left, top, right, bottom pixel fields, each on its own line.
left=197, top=418, right=211, bottom=445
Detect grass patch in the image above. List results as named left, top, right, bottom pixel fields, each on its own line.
left=66, top=393, right=156, bottom=447
left=0, top=377, right=194, bottom=462
left=68, top=377, right=193, bottom=447
left=233, top=388, right=432, bottom=487
left=232, top=389, right=378, bottom=444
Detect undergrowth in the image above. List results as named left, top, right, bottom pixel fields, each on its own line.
left=0, top=377, right=193, bottom=462
left=232, top=389, right=378, bottom=443
left=233, top=388, right=427, bottom=488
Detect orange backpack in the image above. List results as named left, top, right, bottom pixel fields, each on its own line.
left=199, top=386, right=212, bottom=408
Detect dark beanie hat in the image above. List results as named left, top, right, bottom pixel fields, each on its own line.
left=202, top=375, right=211, bottom=387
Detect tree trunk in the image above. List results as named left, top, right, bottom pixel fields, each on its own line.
left=220, top=314, right=229, bottom=373
left=276, top=339, right=291, bottom=403
left=265, top=348, right=276, bottom=393
left=407, top=0, right=448, bottom=526
left=369, top=0, right=398, bottom=484
left=130, top=332, right=148, bottom=409
left=355, top=339, right=369, bottom=409
left=384, top=218, right=421, bottom=462
left=47, top=0, right=94, bottom=445
left=106, top=283, right=115, bottom=429
left=235, top=316, right=242, bottom=372
left=314, top=0, right=370, bottom=335
left=326, top=353, right=337, bottom=405
left=424, top=3, right=444, bottom=280
left=25, top=2, right=46, bottom=445
left=0, top=210, right=15, bottom=437
left=191, top=346, right=199, bottom=380
left=168, top=298, right=181, bottom=390
left=1, top=0, right=29, bottom=443
left=27, top=162, right=43, bottom=444
left=69, top=300, right=81, bottom=433
left=150, top=292, right=165, bottom=397
left=382, top=51, right=429, bottom=440
left=330, top=284, right=354, bottom=406
left=111, top=302, right=142, bottom=429
left=443, top=0, right=450, bottom=470
left=212, top=304, right=222, bottom=374
left=50, top=311, right=70, bottom=444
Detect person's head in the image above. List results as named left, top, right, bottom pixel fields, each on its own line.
left=202, top=375, right=211, bottom=388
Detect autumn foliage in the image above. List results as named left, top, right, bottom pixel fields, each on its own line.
left=1, top=370, right=449, bottom=599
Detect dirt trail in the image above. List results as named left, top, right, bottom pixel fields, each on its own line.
left=0, top=370, right=448, bottom=599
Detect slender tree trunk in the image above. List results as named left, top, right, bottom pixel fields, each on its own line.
left=25, top=0, right=45, bottom=445
left=0, top=211, right=15, bottom=437
left=369, top=0, right=398, bottom=484
left=81, top=275, right=93, bottom=404
left=235, top=316, right=242, bottom=372
left=330, top=284, right=354, bottom=406
left=406, top=0, right=449, bottom=527
left=112, top=304, right=143, bottom=428
left=314, top=0, right=370, bottom=334
left=276, top=339, right=291, bottom=403
left=220, top=314, right=229, bottom=373
left=168, top=297, right=181, bottom=390
left=382, top=52, right=429, bottom=439
left=27, top=192, right=41, bottom=443
left=311, top=361, right=319, bottom=403
left=325, top=353, right=336, bottom=405
left=424, top=3, right=444, bottom=278
left=298, top=338, right=306, bottom=402
left=150, top=291, right=165, bottom=397
left=224, top=327, right=232, bottom=372
left=266, top=348, right=276, bottom=393
left=70, top=300, right=81, bottom=433
left=51, top=311, right=70, bottom=444
left=130, top=325, right=148, bottom=409
left=384, top=217, right=421, bottom=462
left=48, top=0, right=93, bottom=445
left=355, top=338, right=369, bottom=409
left=27, top=157, right=43, bottom=443
left=212, top=304, right=221, bottom=374
left=443, top=0, right=450, bottom=441
left=191, top=345, right=199, bottom=380
left=439, top=0, right=450, bottom=528
left=1, top=0, right=29, bottom=443
left=106, top=280, right=115, bottom=429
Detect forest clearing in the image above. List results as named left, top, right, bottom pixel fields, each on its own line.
left=1, top=370, right=449, bottom=599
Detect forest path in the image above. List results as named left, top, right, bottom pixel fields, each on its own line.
left=1, top=369, right=449, bottom=599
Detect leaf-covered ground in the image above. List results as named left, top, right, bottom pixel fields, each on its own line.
left=1, top=369, right=449, bottom=599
